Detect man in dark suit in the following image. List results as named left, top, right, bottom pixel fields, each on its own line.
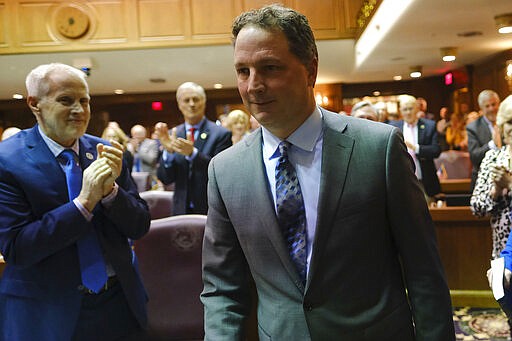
left=201, top=5, right=454, bottom=340
left=155, top=82, right=232, bottom=215
left=0, top=63, right=151, bottom=340
left=466, top=89, right=501, bottom=190
left=389, top=94, right=442, bottom=200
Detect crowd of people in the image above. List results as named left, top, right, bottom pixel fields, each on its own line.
left=1, top=3, right=511, bottom=340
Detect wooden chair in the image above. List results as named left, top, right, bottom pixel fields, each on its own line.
left=139, top=190, right=174, bottom=220
left=134, top=215, right=206, bottom=340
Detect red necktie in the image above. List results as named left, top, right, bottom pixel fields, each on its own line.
left=189, top=127, right=196, bottom=143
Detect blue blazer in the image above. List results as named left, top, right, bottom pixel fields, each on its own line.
left=0, top=126, right=151, bottom=341
left=157, top=118, right=232, bottom=215
left=389, top=118, right=441, bottom=196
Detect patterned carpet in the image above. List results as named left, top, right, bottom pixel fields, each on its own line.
left=454, top=307, right=511, bottom=340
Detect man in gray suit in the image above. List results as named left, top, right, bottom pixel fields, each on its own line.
left=201, top=4, right=455, bottom=340
left=128, top=124, right=160, bottom=177
left=466, top=90, right=501, bottom=190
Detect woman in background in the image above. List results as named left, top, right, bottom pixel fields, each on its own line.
left=471, top=95, right=512, bottom=261
left=101, top=122, right=134, bottom=171
left=484, top=95, right=512, bottom=340
left=226, top=109, right=251, bottom=144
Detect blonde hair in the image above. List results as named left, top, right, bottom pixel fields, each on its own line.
left=496, top=95, right=512, bottom=128
left=226, top=110, right=250, bottom=130
left=101, top=125, right=129, bottom=146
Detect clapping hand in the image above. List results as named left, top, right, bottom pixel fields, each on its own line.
left=154, top=122, right=194, bottom=156
left=97, top=140, right=124, bottom=196
left=77, top=141, right=123, bottom=212
left=490, top=164, right=512, bottom=198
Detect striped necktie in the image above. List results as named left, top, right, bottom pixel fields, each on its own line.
left=275, top=141, right=307, bottom=284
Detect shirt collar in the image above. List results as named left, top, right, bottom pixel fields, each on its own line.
left=185, top=118, right=205, bottom=131
left=263, top=106, right=323, bottom=160
left=38, top=125, right=79, bottom=158
left=405, top=119, right=418, bottom=128
left=482, top=115, right=494, bottom=127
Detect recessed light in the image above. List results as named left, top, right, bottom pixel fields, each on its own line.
left=12, top=93, right=23, bottom=99
left=213, top=83, right=223, bottom=89
left=409, top=65, right=422, bottom=78
left=495, top=13, right=512, bottom=34
left=114, top=89, right=124, bottom=95
left=393, top=75, right=402, bottom=81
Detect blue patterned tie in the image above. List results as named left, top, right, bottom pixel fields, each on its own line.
left=60, top=149, right=108, bottom=293
left=275, top=141, right=307, bottom=284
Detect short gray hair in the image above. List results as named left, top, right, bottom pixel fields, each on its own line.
left=477, top=89, right=499, bottom=108
left=398, top=94, right=417, bottom=107
left=176, top=82, right=206, bottom=101
left=25, top=63, right=88, bottom=98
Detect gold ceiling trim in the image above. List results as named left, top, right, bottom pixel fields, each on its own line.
left=356, top=0, right=380, bottom=30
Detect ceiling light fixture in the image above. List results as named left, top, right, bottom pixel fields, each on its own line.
left=495, top=13, right=512, bottom=34
left=441, top=47, right=457, bottom=62
left=409, top=66, right=422, bottom=78
left=213, top=83, right=223, bottom=89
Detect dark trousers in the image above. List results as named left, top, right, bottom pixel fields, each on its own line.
left=72, top=281, right=146, bottom=341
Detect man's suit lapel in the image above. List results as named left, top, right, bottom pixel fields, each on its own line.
left=243, top=130, right=307, bottom=291
left=25, top=126, right=69, bottom=201
left=78, top=136, right=98, bottom=170
left=478, top=117, right=492, bottom=142
left=307, top=112, right=353, bottom=287
left=194, top=119, right=209, bottom=151
left=417, top=118, right=426, bottom=145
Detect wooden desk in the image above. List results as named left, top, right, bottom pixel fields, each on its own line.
left=440, top=178, right=471, bottom=194
left=430, top=206, right=496, bottom=307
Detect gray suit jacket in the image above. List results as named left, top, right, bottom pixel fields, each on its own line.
left=201, top=110, right=454, bottom=340
left=466, top=116, right=493, bottom=189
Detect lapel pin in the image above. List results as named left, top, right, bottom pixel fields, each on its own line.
left=86, top=152, right=94, bottom=160
left=200, top=133, right=207, bottom=140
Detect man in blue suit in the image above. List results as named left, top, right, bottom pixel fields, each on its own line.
left=0, top=63, right=151, bottom=340
left=155, top=82, right=232, bottom=215
left=390, top=94, right=442, bottom=200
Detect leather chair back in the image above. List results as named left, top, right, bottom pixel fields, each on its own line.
left=140, top=190, right=174, bottom=220
left=134, top=215, right=206, bottom=340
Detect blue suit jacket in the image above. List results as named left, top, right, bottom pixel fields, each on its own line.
left=389, top=118, right=441, bottom=196
left=157, top=118, right=231, bottom=215
left=0, top=126, right=151, bottom=341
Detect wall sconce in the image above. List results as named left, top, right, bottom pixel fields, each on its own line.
left=440, top=47, right=457, bottom=62
left=409, top=66, right=422, bottom=78
left=506, top=60, right=512, bottom=92
left=315, top=93, right=329, bottom=106
left=495, top=13, right=512, bottom=34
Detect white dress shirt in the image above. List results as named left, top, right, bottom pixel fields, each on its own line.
left=261, top=107, right=323, bottom=275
